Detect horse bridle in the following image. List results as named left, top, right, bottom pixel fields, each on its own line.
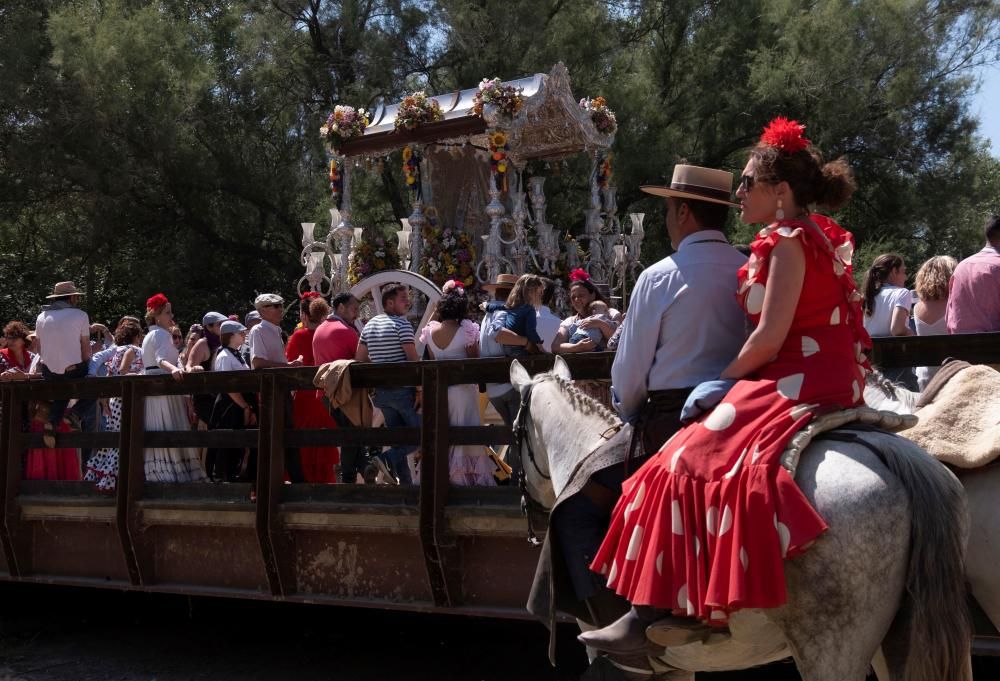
left=512, top=382, right=551, bottom=546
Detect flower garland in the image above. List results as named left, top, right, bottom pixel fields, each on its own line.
left=419, top=216, right=477, bottom=288
left=395, top=91, right=444, bottom=131
left=488, top=130, right=511, bottom=192
left=470, top=77, right=524, bottom=119
left=402, top=145, right=421, bottom=197
left=580, top=96, right=617, bottom=135
left=348, top=235, right=401, bottom=286
left=320, top=105, right=369, bottom=152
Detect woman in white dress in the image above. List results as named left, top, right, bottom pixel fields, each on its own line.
left=141, top=294, right=208, bottom=482
left=419, top=281, right=493, bottom=486
left=913, top=255, right=958, bottom=390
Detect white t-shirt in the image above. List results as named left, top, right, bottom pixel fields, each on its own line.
left=214, top=347, right=248, bottom=372
left=35, top=305, right=90, bottom=374
left=536, top=306, right=562, bottom=353
left=248, top=319, right=286, bottom=364
left=863, top=285, right=912, bottom=337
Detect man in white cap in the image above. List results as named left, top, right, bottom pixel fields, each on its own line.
left=35, top=281, right=95, bottom=446
left=247, top=293, right=304, bottom=482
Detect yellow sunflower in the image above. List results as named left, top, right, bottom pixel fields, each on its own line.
left=402, top=146, right=413, bottom=161
left=490, top=131, right=507, bottom=147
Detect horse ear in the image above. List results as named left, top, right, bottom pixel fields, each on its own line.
left=510, top=360, right=532, bottom=394
left=552, top=355, right=573, bottom=382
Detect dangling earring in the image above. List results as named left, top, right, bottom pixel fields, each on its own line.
left=775, top=199, right=785, bottom=221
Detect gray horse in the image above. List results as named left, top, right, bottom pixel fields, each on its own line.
left=511, top=357, right=971, bottom=681
left=864, top=370, right=1000, bottom=646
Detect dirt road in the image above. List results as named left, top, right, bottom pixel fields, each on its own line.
left=0, top=584, right=995, bottom=680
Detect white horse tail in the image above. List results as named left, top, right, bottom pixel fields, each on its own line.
left=864, top=431, right=972, bottom=681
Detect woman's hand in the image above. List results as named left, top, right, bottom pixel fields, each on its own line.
left=556, top=338, right=594, bottom=353
left=187, top=364, right=204, bottom=373
left=465, top=341, right=480, bottom=358
left=170, top=367, right=185, bottom=382
left=579, top=318, right=613, bottom=339
left=243, top=407, right=256, bottom=427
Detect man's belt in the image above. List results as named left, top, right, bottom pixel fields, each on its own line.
left=646, top=388, right=694, bottom=412
left=625, top=386, right=696, bottom=475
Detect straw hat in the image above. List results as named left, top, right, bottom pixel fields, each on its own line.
left=45, top=281, right=86, bottom=299
left=482, top=273, right=519, bottom=292
left=640, top=165, right=738, bottom=207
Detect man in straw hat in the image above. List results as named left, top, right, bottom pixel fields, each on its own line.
left=527, top=165, right=749, bottom=661
left=35, top=281, right=96, bottom=448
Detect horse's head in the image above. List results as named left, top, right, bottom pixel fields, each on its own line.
left=509, top=356, right=572, bottom=511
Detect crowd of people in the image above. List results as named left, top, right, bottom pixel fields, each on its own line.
left=0, top=263, right=629, bottom=490
left=1, top=112, right=998, bottom=657
left=859, top=214, right=1000, bottom=389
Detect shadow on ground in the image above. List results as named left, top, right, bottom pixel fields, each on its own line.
left=0, top=584, right=995, bottom=680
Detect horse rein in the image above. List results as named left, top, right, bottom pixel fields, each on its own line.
left=513, top=382, right=551, bottom=546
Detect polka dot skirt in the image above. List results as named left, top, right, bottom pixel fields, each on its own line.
left=591, top=215, right=871, bottom=625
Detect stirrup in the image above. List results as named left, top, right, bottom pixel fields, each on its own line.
left=645, top=616, right=715, bottom=648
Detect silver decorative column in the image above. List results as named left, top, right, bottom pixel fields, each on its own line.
left=509, top=188, right=530, bottom=275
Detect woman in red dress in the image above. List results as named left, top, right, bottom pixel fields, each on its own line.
left=285, top=293, right=339, bottom=483
left=582, top=118, right=870, bottom=652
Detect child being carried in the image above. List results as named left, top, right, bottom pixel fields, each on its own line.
left=566, top=300, right=613, bottom=352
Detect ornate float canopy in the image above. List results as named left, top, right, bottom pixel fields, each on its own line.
left=305, top=63, right=643, bottom=318
left=339, top=63, right=614, bottom=163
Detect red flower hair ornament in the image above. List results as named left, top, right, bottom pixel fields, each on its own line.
left=569, top=268, right=590, bottom=282
left=442, top=279, right=465, bottom=293
left=145, top=293, right=169, bottom=311
left=760, top=116, right=811, bottom=154
left=300, top=291, right=322, bottom=301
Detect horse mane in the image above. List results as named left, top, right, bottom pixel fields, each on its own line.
left=864, top=368, right=920, bottom=413
left=537, top=373, right=621, bottom=427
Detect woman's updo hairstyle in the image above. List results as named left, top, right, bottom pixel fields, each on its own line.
left=437, top=280, right=470, bottom=322
left=307, top=297, right=331, bottom=325
left=752, top=117, right=856, bottom=212
left=144, top=293, right=170, bottom=326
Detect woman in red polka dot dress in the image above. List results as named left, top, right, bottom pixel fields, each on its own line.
left=581, top=118, right=872, bottom=653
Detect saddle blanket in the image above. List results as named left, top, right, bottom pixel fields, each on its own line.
left=902, top=364, right=1000, bottom=469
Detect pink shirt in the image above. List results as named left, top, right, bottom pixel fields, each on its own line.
left=946, top=245, right=1000, bottom=333
left=313, top=317, right=359, bottom=364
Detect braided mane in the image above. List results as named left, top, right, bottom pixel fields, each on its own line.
left=537, top=372, right=620, bottom=427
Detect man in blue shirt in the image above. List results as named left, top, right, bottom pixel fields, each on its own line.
left=539, top=166, right=749, bottom=654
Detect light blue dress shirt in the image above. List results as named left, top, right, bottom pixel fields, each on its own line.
left=611, top=230, right=749, bottom=423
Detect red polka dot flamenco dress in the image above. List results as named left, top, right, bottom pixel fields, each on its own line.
left=590, top=214, right=872, bottom=625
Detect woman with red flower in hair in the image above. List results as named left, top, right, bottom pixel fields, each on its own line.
left=552, top=269, right=621, bottom=354
left=581, top=118, right=866, bottom=652
left=140, top=293, right=207, bottom=483
left=284, top=292, right=339, bottom=483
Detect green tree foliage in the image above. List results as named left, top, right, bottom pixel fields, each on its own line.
left=0, top=0, right=997, bottom=326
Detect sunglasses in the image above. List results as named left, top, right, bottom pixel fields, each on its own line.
left=172, top=334, right=183, bottom=340
left=739, top=174, right=756, bottom=193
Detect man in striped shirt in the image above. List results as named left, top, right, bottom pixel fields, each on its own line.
left=356, top=284, right=419, bottom=484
